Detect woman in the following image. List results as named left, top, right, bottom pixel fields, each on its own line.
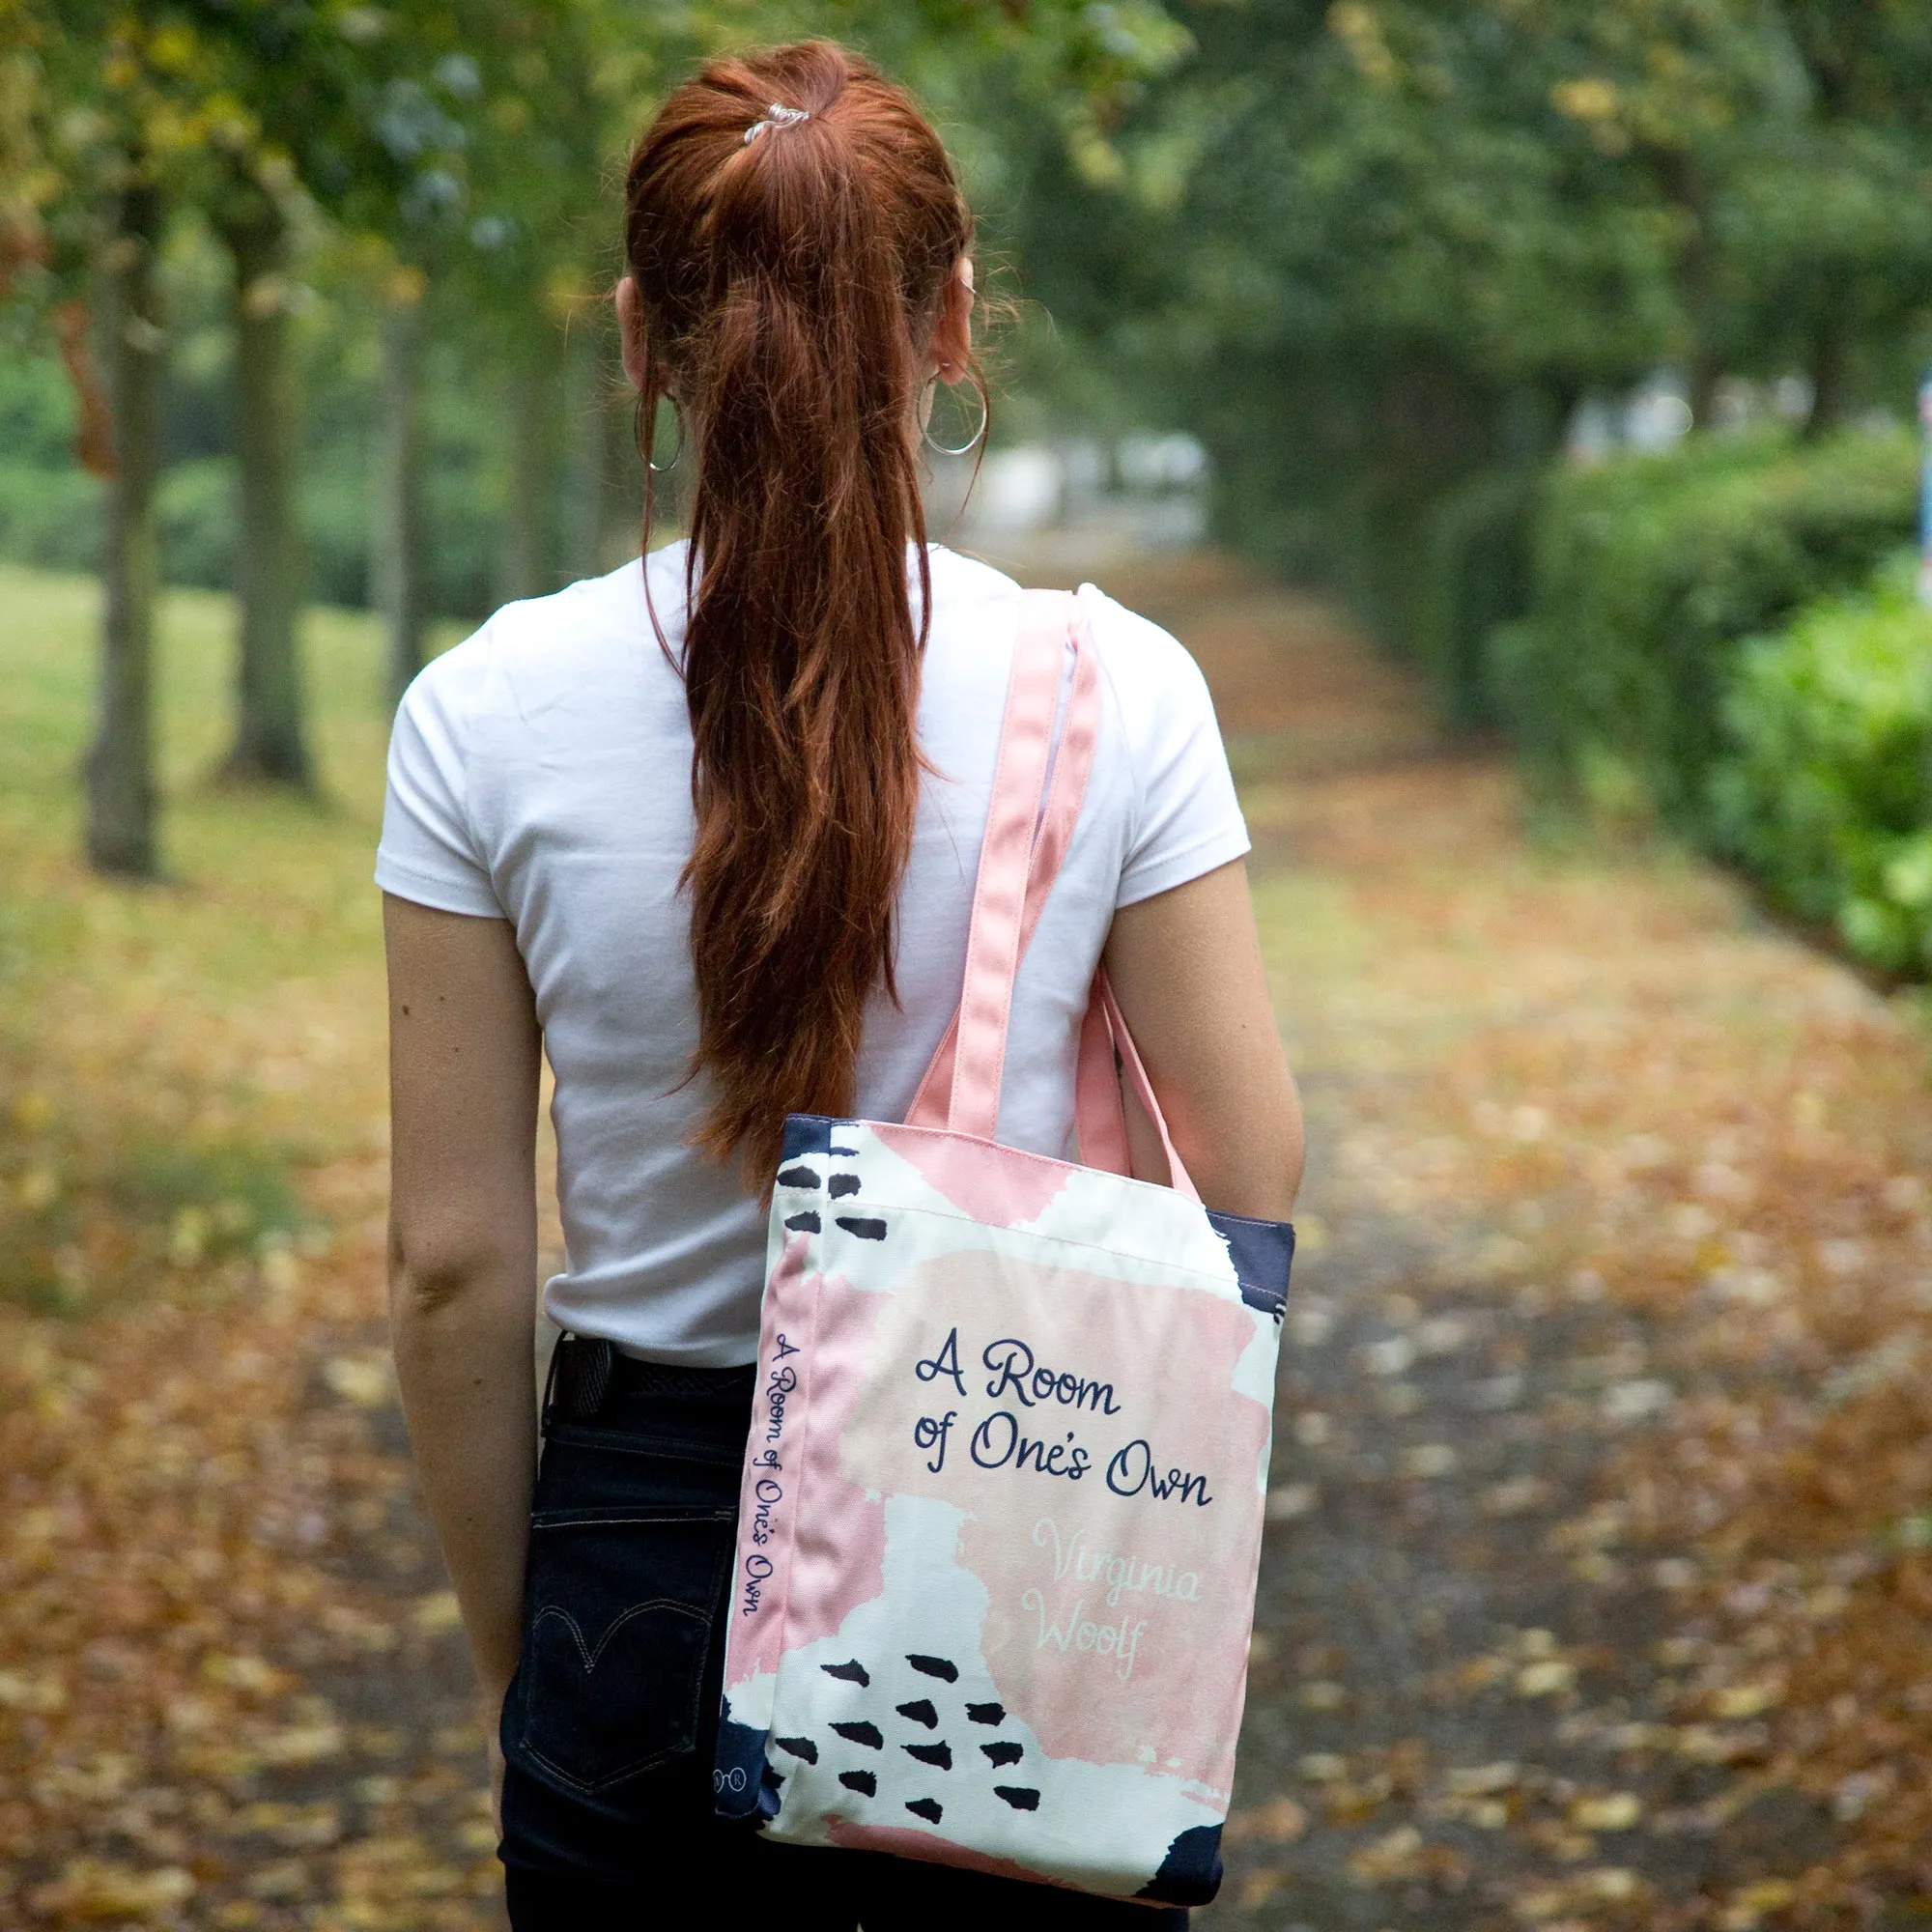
left=377, top=39, right=1302, bottom=1929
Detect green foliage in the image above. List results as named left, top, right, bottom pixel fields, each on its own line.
left=0, top=464, right=100, bottom=573
left=1412, top=469, right=1538, bottom=728
left=0, top=277, right=515, bottom=614
left=0, top=560, right=419, bottom=1311
left=1711, top=556, right=1932, bottom=977
left=156, top=454, right=234, bottom=585
left=1487, top=427, right=1918, bottom=829
left=989, top=0, right=1932, bottom=679
left=0, top=351, right=75, bottom=464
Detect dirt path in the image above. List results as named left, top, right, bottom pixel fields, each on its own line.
left=1060, top=549, right=1932, bottom=1930
left=8, top=551, right=1931, bottom=1930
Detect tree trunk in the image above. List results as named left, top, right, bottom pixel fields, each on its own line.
left=219, top=195, right=311, bottom=787
left=562, top=320, right=609, bottom=582
left=85, top=179, right=164, bottom=879
left=1656, top=151, right=1722, bottom=429
left=373, top=271, right=428, bottom=709
left=499, top=354, right=555, bottom=604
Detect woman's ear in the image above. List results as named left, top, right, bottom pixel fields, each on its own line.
left=932, top=256, right=975, bottom=384
left=615, top=276, right=646, bottom=391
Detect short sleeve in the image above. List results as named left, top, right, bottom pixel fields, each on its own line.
left=374, top=635, right=504, bottom=919
left=1082, top=585, right=1251, bottom=909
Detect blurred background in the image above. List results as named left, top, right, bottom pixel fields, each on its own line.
left=3, top=2, right=1932, bottom=1928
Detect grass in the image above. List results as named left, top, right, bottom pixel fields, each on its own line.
left=0, top=565, right=463, bottom=1313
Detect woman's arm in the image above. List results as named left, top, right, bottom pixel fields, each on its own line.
left=1102, top=858, right=1303, bottom=1220
left=384, top=895, right=543, bottom=1710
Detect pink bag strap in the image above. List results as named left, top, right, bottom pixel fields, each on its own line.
left=1074, top=985, right=1130, bottom=1173
left=903, top=588, right=1199, bottom=1202
left=904, top=591, right=1102, bottom=1132
left=936, top=592, right=1083, bottom=1140
left=1075, top=968, right=1201, bottom=1202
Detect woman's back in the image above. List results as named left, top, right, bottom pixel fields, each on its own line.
left=379, top=41, right=1297, bottom=1922
left=377, top=540, right=1249, bottom=1363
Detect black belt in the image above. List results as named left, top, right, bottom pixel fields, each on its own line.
left=544, top=1333, right=757, bottom=1426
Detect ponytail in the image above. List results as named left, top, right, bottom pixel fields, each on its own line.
left=624, top=43, right=978, bottom=1180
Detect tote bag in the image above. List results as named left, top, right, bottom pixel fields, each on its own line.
left=711, top=590, right=1294, bottom=1907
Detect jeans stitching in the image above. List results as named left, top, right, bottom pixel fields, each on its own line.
left=515, top=1520, right=735, bottom=1794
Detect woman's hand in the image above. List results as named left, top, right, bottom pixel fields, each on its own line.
left=384, top=895, right=545, bottom=1731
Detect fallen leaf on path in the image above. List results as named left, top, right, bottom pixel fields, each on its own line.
left=1224, top=1795, right=1308, bottom=1842
left=1568, top=1792, right=1642, bottom=1831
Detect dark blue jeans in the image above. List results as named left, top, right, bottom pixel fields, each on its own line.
left=498, top=1352, right=1189, bottom=1929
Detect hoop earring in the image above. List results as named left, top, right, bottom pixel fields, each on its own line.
left=923, top=379, right=987, bottom=457
left=647, top=398, right=683, bottom=473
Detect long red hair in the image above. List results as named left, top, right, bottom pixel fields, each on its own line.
left=624, top=42, right=980, bottom=1179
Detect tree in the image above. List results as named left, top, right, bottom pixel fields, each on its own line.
left=372, top=263, right=428, bottom=707
left=181, top=0, right=468, bottom=781
left=3, top=1, right=222, bottom=876
left=87, top=172, right=166, bottom=876
left=214, top=170, right=309, bottom=783
left=982, top=0, right=1932, bottom=676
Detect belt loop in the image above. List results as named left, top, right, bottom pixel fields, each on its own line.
left=547, top=1335, right=615, bottom=1426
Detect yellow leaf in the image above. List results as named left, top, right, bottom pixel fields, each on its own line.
left=1516, top=1659, right=1576, bottom=1697
left=1401, top=1442, right=1459, bottom=1478
left=170, top=1204, right=210, bottom=1265
left=0, top=1669, right=66, bottom=1713
left=200, top=1652, right=286, bottom=1695
left=146, top=23, right=198, bottom=71
left=1710, top=1682, right=1781, bottom=1719
left=412, top=1589, right=463, bottom=1635
left=257, top=1720, right=347, bottom=1766
left=1569, top=1792, right=1641, bottom=1832
left=1237, top=1869, right=1286, bottom=1909
left=1722, top=1878, right=1797, bottom=1929
left=29, top=1860, right=195, bottom=1918
left=1551, top=77, right=1619, bottom=123
left=1224, top=1795, right=1308, bottom=1843
left=323, top=1352, right=390, bottom=1407
left=1447, top=1761, right=1519, bottom=1796
left=1348, top=1824, right=1423, bottom=1883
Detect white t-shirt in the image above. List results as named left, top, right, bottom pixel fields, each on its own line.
left=376, top=542, right=1249, bottom=1364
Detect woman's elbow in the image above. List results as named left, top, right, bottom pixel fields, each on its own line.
left=1202, top=1071, right=1304, bottom=1223
left=387, top=1220, right=523, bottom=1322
left=1179, top=1111, right=1302, bottom=1223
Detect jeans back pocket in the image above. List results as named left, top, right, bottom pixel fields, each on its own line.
left=513, top=1502, right=736, bottom=1794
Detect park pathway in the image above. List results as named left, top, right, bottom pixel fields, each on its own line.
left=1046, top=548, right=1932, bottom=1930
left=8, top=549, right=1930, bottom=1931
left=219, top=551, right=1932, bottom=1929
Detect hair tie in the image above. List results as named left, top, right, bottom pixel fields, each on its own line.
left=744, top=102, right=810, bottom=145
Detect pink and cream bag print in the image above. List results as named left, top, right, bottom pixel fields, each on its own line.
left=711, top=593, right=1294, bottom=1907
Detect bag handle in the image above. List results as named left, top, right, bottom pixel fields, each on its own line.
left=935, top=592, right=1077, bottom=1140
left=903, top=589, right=1199, bottom=1202
left=904, top=592, right=1101, bottom=1133
left=1074, top=968, right=1200, bottom=1202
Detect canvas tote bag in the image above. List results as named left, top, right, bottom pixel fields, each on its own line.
left=711, top=590, right=1294, bottom=1907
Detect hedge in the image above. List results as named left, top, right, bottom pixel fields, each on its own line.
left=1487, top=426, right=1919, bottom=833
left=1711, top=554, right=1932, bottom=979
left=1412, top=468, right=1536, bottom=728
